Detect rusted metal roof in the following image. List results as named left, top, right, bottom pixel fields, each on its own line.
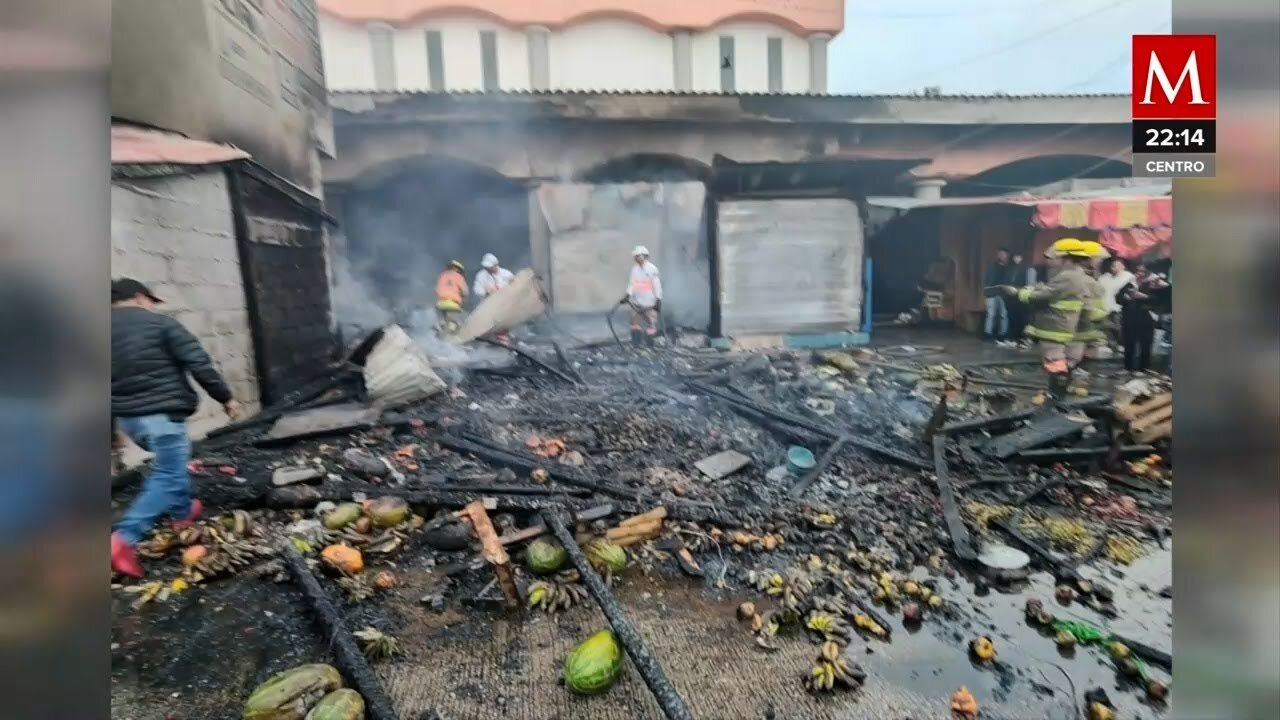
left=110, top=124, right=249, bottom=166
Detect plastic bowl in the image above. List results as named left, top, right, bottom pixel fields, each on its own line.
left=786, top=446, right=816, bottom=475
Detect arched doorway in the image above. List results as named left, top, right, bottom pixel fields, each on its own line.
left=333, top=156, right=531, bottom=338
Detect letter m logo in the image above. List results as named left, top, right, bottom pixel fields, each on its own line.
left=1132, top=35, right=1216, bottom=120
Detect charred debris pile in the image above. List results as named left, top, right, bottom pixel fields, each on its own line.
left=111, top=337, right=1173, bottom=716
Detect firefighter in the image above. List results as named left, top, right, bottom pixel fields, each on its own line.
left=619, top=245, right=663, bottom=346
left=1063, top=241, right=1113, bottom=394
left=434, top=260, right=468, bottom=335
left=1000, top=238, right=1093, bottom=398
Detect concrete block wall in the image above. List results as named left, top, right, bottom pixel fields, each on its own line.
left=111, top=169, right=261, bottom=440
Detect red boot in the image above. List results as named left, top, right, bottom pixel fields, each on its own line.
left=111, top=533, right=143, bottom=578
left=169, top=499, right=204, bottom=530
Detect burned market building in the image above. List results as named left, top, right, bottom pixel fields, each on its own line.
left=322, top=90, right=1132, bottom=347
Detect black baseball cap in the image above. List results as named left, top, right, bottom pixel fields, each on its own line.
left=111, top=278, right=162, bottom=303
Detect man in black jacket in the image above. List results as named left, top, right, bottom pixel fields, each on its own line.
left=110, top=278, right=242, bottom=577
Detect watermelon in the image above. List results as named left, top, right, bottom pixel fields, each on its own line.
left=305, top=689, right=365, bottom=720
left=564, top=630, right=623, bottom=695
left=525, top=538, right=568, bottom=575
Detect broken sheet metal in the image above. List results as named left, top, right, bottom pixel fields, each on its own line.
left=362, top=325, right=447, bottom=409
left=451, top=269, right=548, bottom=344
left=263, top=403, right=381, bottom=443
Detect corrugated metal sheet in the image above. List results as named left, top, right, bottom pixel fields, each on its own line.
left=717, top=199, right=863, bottom=335
left=362, top=325, right=446, bottom=409
left=111, top=124, right=249, bottom=166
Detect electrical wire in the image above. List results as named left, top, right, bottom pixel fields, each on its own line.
left=871, top=0, right=1146, bottom=92
left=1057, top=24, right=1171, bottom=92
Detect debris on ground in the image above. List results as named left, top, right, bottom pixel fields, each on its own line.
left=112, top=335, right=1173, bottom=719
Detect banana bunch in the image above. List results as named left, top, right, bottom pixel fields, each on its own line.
left=853, top=613, right=888, bottom=639
left=184, top=537, right=275, bottom=584
left=811, top=595, right=851, bottom=617
left=747, top=569, right=814, bottom=612
left=329, top=526, right=405, bottom=555
left=527, top=572, right=591, bottom=613
left=803, top=641, right=866, bottom=693
left=751, top=609, right=782, bottom=651
left=336, top=576, right=375, bottom=604
left=805, top=611, right=854, bottom=645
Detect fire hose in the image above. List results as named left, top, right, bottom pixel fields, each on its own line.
left=605, top=299, right=667, bottom=350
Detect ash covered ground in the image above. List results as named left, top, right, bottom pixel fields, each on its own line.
left=111, top=333, right=1173, bottom=720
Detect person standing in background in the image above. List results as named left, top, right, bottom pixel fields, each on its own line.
left=1118, top=263, right=1171, bottom=373
left=1097, top=256, right=1135, bottom=350
left=983, top=248, right=1011, bottom=342
left=621, top=245, right=663, bottom=346
left=1005, top=251, right=1036, bottom=345
left=433, top=259, right=468, bottom=335
left=110, top=279, right=242, bottom=578
left=472, top=253, right=516, bottom=345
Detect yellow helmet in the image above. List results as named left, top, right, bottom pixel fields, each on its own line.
left=449, top=260, right=464, bottom=271
left=1045, top=238, right=1085, bottom=258
left=1079, top=240, right=1111, bottom=259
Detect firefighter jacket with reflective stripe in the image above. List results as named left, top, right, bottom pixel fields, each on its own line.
left=1074, top=274, right=1109, bottom=344
left=435, top=270, right=467, bottom=311
left=627, top=261, right=663, bottom=308
left=1014, top=264, right=1090, bottom=344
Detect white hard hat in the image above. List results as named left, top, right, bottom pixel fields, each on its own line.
left=481, top=253, right=498, bottom=268
left=632, top=245, right=649, bottom=257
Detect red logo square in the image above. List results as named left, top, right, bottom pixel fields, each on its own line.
left=1132, top=34, right=1216, bottom=120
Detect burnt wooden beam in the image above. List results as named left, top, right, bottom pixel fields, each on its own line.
left=788, top=435, right=849, bottom=498
left=279, top=543, right=401, bottom=720
left=932, top=435, right=977, bottom=562
left=981, top=413, right=1092, bottom=460
left=475, top=336, right=580, bottom=385
left=542, top=510, right=696, bottom=720
left=1015, top=444, right=1156, bottom=463
left=938, top=394, right=1110, bottom=436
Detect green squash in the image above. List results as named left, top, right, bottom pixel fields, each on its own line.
left=525, top=538, right=568, bottom=575
left=365, top=496, right=409, bottom=527
left=322, top=504, right=363, bottom=530
left=243, top=664, right=343, bottom=720
left=564, top=630, right=623, bottom=696
left=305, top=689, right=366, bottom=720
left=585, top=539, right=627, bottom=574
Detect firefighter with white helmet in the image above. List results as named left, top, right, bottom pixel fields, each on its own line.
left=999, top=238, right=1094, bottom=398
left=619, top=245, right=663, bottom=346
left=473, top=253, right=514, bottom=300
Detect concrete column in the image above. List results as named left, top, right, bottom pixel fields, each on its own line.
left=672, top=30, right=692, bottom=91
left=807, top=33, right=831, bottom=94
left=527, top=25, right=550, bottom=90
left=913, top=178, right=946, bottom=201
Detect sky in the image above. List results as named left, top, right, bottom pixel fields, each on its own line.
left=829, top=0, right=1174, bottom=95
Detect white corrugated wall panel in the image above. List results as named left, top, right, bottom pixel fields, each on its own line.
left=716, top=198, right=863, bottom=335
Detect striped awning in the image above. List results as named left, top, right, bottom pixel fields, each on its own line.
left=1032, top=196, right=1172, bottom=230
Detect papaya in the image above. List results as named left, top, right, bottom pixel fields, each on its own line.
left=243, top=663, right=343, bottom=720
left=305, top=689, right=365, bottom=720
left=364, top=497, right=409, bottom=528
left=564, top=630, right=623, bottom=695
left=323, top=504, right=363, bottom=531
left=321, top=545, right=363, bottom=575
left=525, top=538, right=568, bottom=575
left=584, top=539, right=627, bottom=574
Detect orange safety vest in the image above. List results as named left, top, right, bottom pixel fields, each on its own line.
left=436, top=270, right=466, bottom=307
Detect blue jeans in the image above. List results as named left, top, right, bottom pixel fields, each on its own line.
left=984, top=296, right=1009, bottom=338
left=114, top=414, right=192, bottom=544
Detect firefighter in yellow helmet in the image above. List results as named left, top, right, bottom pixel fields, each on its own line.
left=999, top=238, right=1094, bottom=398
left=435, top=259, right=468, bottom=335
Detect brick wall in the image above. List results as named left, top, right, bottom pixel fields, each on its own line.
left=111, top=169, right=261, bottom=440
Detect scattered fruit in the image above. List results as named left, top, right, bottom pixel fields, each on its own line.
left=181, top=544, right=209, bottom=569
left=969, top=636, right=996, bottom=661
left=320, top=544, right=364, bottom=575
left=951, top=686, right=978, bottom=716
left=1108, top=642, right=1130, bottom=660
left=1146, top=679, right=1169, bottom=702
left=322, top=503, right=363, bottom=530
left=353, top=517, right=373, bottom=534
left=1086, top=701, right=1114, bottom=720
left=530, top=468, right=549, bottom=484
left=242, top=663, right=343, bottom=720
left=372, top=571, right=397, bottom=590
left=584, top=539, right=628, bottom=574
left=364, top=496, right=409, bottom=527
left=1055, top=630, right=1077, bottom=648
left=564, top=630, right=624, bottom=695
left=525, top=538, right=568, bottom=575
left=1055, top=584, right=1075, bottom=603
left=737, top=601, right=756, bottom=621
left=304, top=688, right=365, bottom=720
left=927, top=595, right=944, bottom=611
left=902, top=602, right=922, bottom=623
left=353, top=627, right=400, bottom=661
